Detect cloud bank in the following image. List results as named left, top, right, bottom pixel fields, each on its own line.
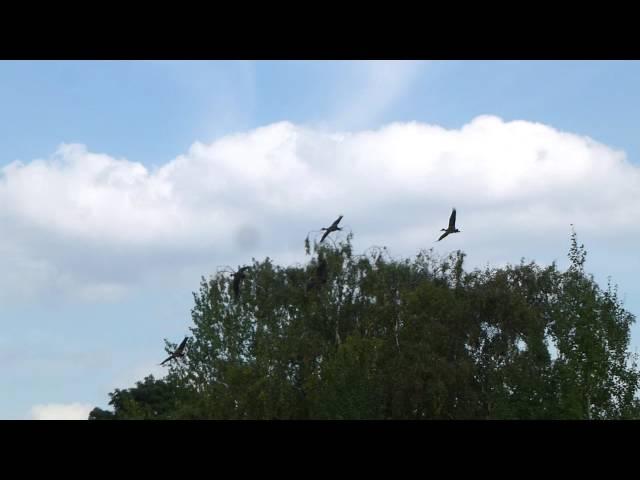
left=1, top=115, right=638, bottom=302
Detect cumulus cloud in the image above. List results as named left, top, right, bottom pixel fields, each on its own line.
left=0, top=115, right=638, bottom=303
left=31, top=402, right=93, bottom=420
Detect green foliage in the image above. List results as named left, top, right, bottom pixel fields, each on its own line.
left=91, top=231, right=640, bottom=420
left=89, top=375, right=186, bottom=420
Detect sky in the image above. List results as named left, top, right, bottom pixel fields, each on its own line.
left=1, top=60, right=640, bottom=420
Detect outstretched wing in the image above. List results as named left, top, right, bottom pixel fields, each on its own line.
left=448, top=208, right=457, bottom=230
left=160, top=354, right=174, bottom=366
left=175, top=336, right=189, bottom=355
left=437, top=231, right=450, bottom=242
left=330, top=215, right=343, bottom=229
left=320, top=229, right=331, bottom=243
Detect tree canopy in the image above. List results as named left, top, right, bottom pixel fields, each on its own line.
left=89, top=230, right=640, bottom=419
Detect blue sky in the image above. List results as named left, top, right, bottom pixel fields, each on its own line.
left=1, top=60, right=639, bottom=419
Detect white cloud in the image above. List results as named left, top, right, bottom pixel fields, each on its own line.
left=31, top=402, right=93, bottom=420
left=0, top=115, right=639, bottom=304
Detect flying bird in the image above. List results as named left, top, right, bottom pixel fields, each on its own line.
left=232, top=266, right=251, bottom=300
left=320, top=215, right=343, bottom=243
left=437, top=208, right=461, bottom=241
left=160, top=336, right=189, bottom=366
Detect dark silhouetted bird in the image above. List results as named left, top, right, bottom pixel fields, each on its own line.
left=437, top=208, right=461, bottom=241
left=160, top=336, right=189, bottom=366
left=320, top=215, right=343, bottom=243
left=232, top=266, right=251, bottom=300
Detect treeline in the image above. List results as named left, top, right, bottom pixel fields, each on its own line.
left=89, top=231, right=640, bottom=419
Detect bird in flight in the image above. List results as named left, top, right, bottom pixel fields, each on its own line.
left=232, top=266, right=251, bottom=300
left=437, top=208, right=461, bottom=241
left=320, top=215, right=343, bottom=243
left=160, top=336, right=189, bottom=366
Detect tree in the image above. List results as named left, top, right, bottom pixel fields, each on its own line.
left=91, top=231, right=640, bottom=419
left=88, top=375, right=185, bottom=420
left=546, top=228, right=640, bottom=419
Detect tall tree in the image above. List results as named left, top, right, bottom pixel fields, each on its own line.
left=91, top=232, right=640, bottom=420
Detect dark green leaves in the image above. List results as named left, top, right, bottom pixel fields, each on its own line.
left=91, top=232, right=640, bottom=420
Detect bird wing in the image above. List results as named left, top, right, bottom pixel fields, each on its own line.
left=330, top=215, right=343, bottom=229
left=437, top=231, right=450, bottom=241
left=320, top=229, right=330, bottom=243
left=448, top=208, right=457, bottom=230
left=175, top=336, right=188, bottom=354
left=160, top=354, right=174, bottom=366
